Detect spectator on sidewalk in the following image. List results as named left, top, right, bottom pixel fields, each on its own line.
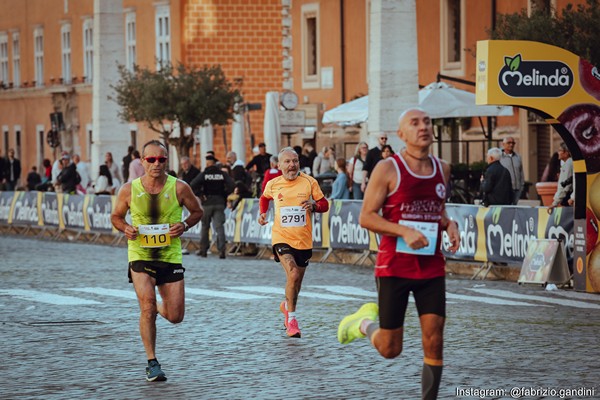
left=245, top=143, right=272, bottom=176
left=540, top=151, right=561, bottom=183
left=122, top=145, right=134, bottom=183
left=313, top=146, right=335, bottom=176
left=381, top=144, right=395, bottom=160
left=4, top=149, right=21, bottom=190
left=499, top=136, right=525, bottom=204
left=57, top=154, right=79, bottom=194
left=480, top=148, right=513, bottom=206
left=105, top=152, right=123, bottom=187
left=93, top=165, right=114, bottom=195
left=261, top=155, right=282, bottom=193
left=362, top=132, right=388, bottom=192
left=35, top=159, right=53, bottom=191
left=178, top=156, right=200, bottom=185
left=227, top=151, right=252, bottom=188
left=128, top=150, right=145, bottom=183
left=330, top=158, right=351, bottom=200
left=348, top=142, right=368, bottom=200
left=294, top=145, right=311, bottom=175
left=548, top=142, right=574, bottom=213
left=26, top=166, right=42, bottom=191
left=73, top=154, right=90, bottom=193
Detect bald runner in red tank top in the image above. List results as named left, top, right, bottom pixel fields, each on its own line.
left=375, top=153, right=447, bottom=280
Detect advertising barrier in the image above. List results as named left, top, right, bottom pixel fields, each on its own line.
left=0, top=191, right=575, bottom=267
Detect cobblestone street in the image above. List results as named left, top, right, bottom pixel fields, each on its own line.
left=1, top=235, right=599, bottom=399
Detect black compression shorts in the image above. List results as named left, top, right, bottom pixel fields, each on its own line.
left=272, top=243, right=312, bottom=267
left=376, top=276, right=446, bottom=329
left=128, top=260, right=185, bottom=286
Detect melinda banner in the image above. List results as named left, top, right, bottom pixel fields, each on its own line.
left=0, top=192, right=575, bottom=266
left=476, top=40, right=600, bottom=292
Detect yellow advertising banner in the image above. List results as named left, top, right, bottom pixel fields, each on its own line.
left=476, top=40, right=600, bottom=118
left=477, top=40, right=600, bottom=292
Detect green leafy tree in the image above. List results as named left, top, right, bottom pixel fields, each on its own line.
left=111, top=62, right=239, bottom=158
left=490, top=0, right=600, bottom=66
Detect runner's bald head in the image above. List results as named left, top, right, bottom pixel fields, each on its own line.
left=398, top=107, right=428, bottom=130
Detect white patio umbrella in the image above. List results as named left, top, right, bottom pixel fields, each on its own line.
left=419, top=82, right=513, bottom=119
left=231, top=112, right=246, bottom=164
left=321, top=82, right=513, bottom=126
left=263, top=92, right=281, bottom=155
left=322, top=95, right=369, bottom=127
left=199, top=119, right=213, bottom=170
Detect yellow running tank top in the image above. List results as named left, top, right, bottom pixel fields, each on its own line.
left=128, top=175, right=182, bottom=264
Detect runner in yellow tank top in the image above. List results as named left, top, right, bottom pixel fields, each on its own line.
left=111, top=140, right=203, bottom=382
left=259, top=147, right=329, bottom=338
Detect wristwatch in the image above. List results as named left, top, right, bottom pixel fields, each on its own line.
left=182, top=221, right=190, bottom=232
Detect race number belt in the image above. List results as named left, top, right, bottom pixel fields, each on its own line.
left=280, top=206, right=307, bottom=227
left=138, top=223, right=171, bottom=248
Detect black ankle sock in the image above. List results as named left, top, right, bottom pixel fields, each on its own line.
left=148, top=358, right=158, bottom=364
left=421, top=363, right=443, bottom=400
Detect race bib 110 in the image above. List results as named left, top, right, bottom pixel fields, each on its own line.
left=138, top=223, right=171, bottom=248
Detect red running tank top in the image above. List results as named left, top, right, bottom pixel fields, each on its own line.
left=374, top=153, right=447, bottom=279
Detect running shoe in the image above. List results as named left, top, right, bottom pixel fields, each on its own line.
left=337, top=302, right=379, bottom=345
left=279, top=301, right=288, bottom=328
left=286, top=318, right=301, bottom=338
left=146, top=360, right=167, bottom=382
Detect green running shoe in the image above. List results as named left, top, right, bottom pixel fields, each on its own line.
left=337, top=303, right=379, bottom=345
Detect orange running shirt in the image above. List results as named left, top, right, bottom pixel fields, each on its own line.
left=262, top=172, right=325, bottom=250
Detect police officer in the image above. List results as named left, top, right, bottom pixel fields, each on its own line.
left=190, top=155, right=234, bottom=258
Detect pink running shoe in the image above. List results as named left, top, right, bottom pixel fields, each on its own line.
left=280, top=301, right=289, bottom=328
left=286, top=318, right=301, bottom=338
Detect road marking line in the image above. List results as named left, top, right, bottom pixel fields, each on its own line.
left=0, top=289, right=101, bottom=305
left=225, top=285, right=361, bottom=301
left=307, top=285, right=377, bottom=297
left=67, top=287, right=138, bottom=300
left=468, top=288, right=600, bottom=309
left=546, top=290, right=600, bottom=302
left=446, top=292, right=538, bottom=306
left=186, top=288, right=268, bottom=300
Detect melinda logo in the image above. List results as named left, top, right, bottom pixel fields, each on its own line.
left=498, top=54, right=573, bottom=97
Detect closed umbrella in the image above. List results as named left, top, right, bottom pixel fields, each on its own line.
left=232, top=112, right=246, bottom=164
left=263, top=92, right=281, bottom=155
left=200, top=119, right=213, bottom=170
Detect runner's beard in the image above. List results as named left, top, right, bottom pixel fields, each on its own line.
left=283, top=169, right=299, bottom=180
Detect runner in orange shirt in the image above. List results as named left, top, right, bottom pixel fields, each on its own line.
left=258, top=147, right=329, bottom=338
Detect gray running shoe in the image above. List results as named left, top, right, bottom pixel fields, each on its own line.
left=146, top=360, right=167, bottom=382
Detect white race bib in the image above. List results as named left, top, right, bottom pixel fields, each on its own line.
left=138, top=223, right=171, bottom=248
left=396, top=220, right=438, bottom=255
left=280, top=206, right=307, bottom=227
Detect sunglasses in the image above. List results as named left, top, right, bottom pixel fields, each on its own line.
left=380, top=137, right=388, bottom=141
left=144, top=156, right=168, bottom=164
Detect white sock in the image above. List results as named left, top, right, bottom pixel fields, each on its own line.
left=288, top=311, right=297, bottom=321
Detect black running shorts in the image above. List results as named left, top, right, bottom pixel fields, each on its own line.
left=376, top=276, right=446, bottom=330
left=128, top=260, right=185, bottom=285
left=272, top=243, right=312, bottom=267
